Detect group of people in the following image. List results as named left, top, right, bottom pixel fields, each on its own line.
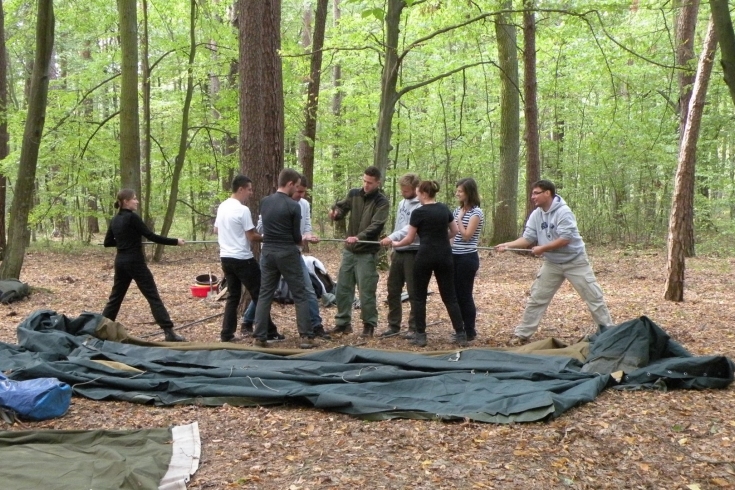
left=101, top=166, right=613, bottom=349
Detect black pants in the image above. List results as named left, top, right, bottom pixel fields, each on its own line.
left=102, top=254, right=173, bottom=330
left=412, top=251, right=465, bottom=334
left=453, top=252, right=479, bottom=337
left=220, top=256, right=276, bottom=340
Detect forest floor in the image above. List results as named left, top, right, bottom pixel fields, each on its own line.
left=1, top=243, right=735, bottom=490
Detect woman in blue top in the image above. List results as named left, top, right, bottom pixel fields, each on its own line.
left=452, top=178, right=484, bottom=341
left=391, top=180, right=467, bottom=347
left=102, top=189, right=186, bottom=341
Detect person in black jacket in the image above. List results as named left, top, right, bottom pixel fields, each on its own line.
left=102, top=189, right=186, bottom=342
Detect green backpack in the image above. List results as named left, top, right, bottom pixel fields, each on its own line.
left=0, top=279, right=31, bottom=304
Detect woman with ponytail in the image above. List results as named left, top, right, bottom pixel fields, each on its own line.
left=390, top=180, right=467, bottom=347
left=102, top=189, right=186, bottom=342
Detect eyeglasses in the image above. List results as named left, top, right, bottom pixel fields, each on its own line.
left=531, top=190, right=546, bottom=195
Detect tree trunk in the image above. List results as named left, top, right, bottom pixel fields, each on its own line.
left=665, top=19, right=717, bottom=301
left=491, top=4, right=521, bottom=244
left=0, top=0, right=54, bottom=279
left=373, top=0, right=405, bottom=178
left=239, top=0, right=283, bottom=217
left=331, top=0, right=346, bottom=236
left=153, top=0, right=197, bottom=262
left=117, top=0, right=141, bottom=198
left=0, top=0, right=8, bottom=258
left=710, top=0, right=735, bottom=107
left=676, top=0, right=700, bottom=257
left=141, top=0, right=153, bottom=227
left=298, top=0, right=328, bottom=193
left=523, top=2, right=540, bottom=221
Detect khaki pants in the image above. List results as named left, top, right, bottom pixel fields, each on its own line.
left=334, top=250, right=379, bottom=328
left=514, top=254, right=613, bottom=339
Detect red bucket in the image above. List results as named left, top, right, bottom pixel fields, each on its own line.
left=190, top=283, right=217, bottom=298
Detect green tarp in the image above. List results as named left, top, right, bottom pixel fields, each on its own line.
left=0, top=310, right=732, bottom=423
left=0, top=422, right=200, bottom=490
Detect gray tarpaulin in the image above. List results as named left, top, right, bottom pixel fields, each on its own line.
left=0, top=310, right=731, bottom=423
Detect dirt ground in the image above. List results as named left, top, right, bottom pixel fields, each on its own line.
left=1, top=243, right=734, bottom=489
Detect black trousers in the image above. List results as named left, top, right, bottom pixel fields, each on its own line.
left=453, top=251, right=479, bottom=337
left=102, top=254, right=173, bottom=330
left=412, top=251, right=465, bottom=334
left=220, top=256, right=276, bottom=340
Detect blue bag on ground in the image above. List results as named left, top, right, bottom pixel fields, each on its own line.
left=0, top=373, right=71, bottom=420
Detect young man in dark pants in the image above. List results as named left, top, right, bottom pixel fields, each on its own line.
left=253, top=169, right=316, bottom=349
left=214, top=175, right=280, bottom=342
left=379, top=173, right=421, bottom=338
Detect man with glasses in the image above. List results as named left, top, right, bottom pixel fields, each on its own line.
left=496, top=179, right=613, bottom=344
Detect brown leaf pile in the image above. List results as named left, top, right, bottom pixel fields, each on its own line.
left=2, top=244, right=734, bottom=489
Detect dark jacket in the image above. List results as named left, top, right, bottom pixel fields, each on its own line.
left=332, top=187, right=390, bottom=254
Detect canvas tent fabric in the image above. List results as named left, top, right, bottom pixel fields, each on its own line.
left=0, top=310, right=731, bottom=423
left=0, top=422, right=200, bottom=490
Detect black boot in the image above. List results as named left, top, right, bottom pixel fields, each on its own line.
left=360, top=324, right=375, bottom=338
left=454, top=331, right=468, bottom=348
left=162, top=327, right=186, bottom=342
left=409, top=332, right=427, bottom=347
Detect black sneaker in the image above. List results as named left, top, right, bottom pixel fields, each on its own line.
left=313, top=325, right=332, bottom=340
left=162, top=327, right=186, bottom=342
left=454, top=332, right=468, bottom=348
left=240, top=322, right=254, bottom=337
left=401, top=329, right=417, bottom=340
left=409, top=332, right=427, bottom=347
left=220, top=335, right=235, bottom=343
left=378, top=327, right=400, bottom=338
left=267, top=332, right=286, bottom=341
left=360, top=325, right=375, bottom=338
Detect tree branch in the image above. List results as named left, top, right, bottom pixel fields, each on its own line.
left=397, top=61, right=498, bottom=98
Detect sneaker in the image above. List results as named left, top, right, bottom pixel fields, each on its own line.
left=313, top=325, right=332, bottom=340
left=240, top=322, right=254, bottom=337
left=253, top=339, right=269, bottom=348
left=508, top=335, right=530, bottom=347
left=378, top=327, right=401, bottom=338
left=299, top=337, right=318, bottom=349
left=220, top=335, right=235, bottom=342
left=401, top=329, right=417, bottom=340
left=454, top=332, right=468, bottom=348
left=267, top=332, right=286, bottom=341
left=328, top=324, right=353, bottom=336
left=409, top=332, right=427, bottom=347
left=162, top=327, right=186, bottom=342
left=452, top=332, right=477, bottom=342
left=360, top=325, right=375, bottom=338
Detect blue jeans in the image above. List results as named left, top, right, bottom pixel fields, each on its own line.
left=243, top=257, right=322, bottom=328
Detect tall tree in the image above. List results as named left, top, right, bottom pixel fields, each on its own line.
left=491, top=4, right=520, bottom=243
left=152, top=0, right=197, bottom=262
left=0, top=0, right=8, bottom=258
left=665, top=19, right=717, bottom=302
left=710, top=0, right=735, bottom=106
left=239, top=0, right=283, bottom=215
left=523, top=1, right=540, bottom=220
left=0, top=0, right=54, bottom=279
left=298, top=0, right=329, bottom=191
left=141, top=0, right=153, bottom=227
left=117, top=0, right=141, bottom=198
left=675, top=0, right=700, bottom=257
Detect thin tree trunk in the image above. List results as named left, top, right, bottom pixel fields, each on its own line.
left=0, top=0, right=8, bottom=258
left=298, top=0, right=329, bottom=193
left=141, top=0, right=153, bottom=227
left=153, top=0, right=197, bottom=263
left=523, top=1, right=540, bottom=221
left=665, top=19, right=717, bottom=301
left=239, top=0, right=283, bottom=217
left=491, top=4, right=520, bottom=243
left=0, top=0, right=54, bottom=279
left=117, top=0, right=141, bottom=198
left=331, top=0, right=346, bottom=236
left=710, top=0, right=735, bottom=106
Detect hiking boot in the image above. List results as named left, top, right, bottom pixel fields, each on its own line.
left=328, top=324, right=353, bottom=336
left=409, top=332, right=427, bottom=347
left=240, top=322, right=254, bottom=337
left=360, top=325, right=375, bottom=338
left=454, top=331, right=468, bottom=348
left=378, top=326, right=401, bottom=338
left=162, top=327, right=186, bottom=342
left=267, top=332, right=286, bottom=341
left=253, top=338, right=269, bottom=348
left=299, top=337, right=318, bottom=349
left=508, top=335, right=530, bottom=347
left=313, top=325, right=332, bottom=340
